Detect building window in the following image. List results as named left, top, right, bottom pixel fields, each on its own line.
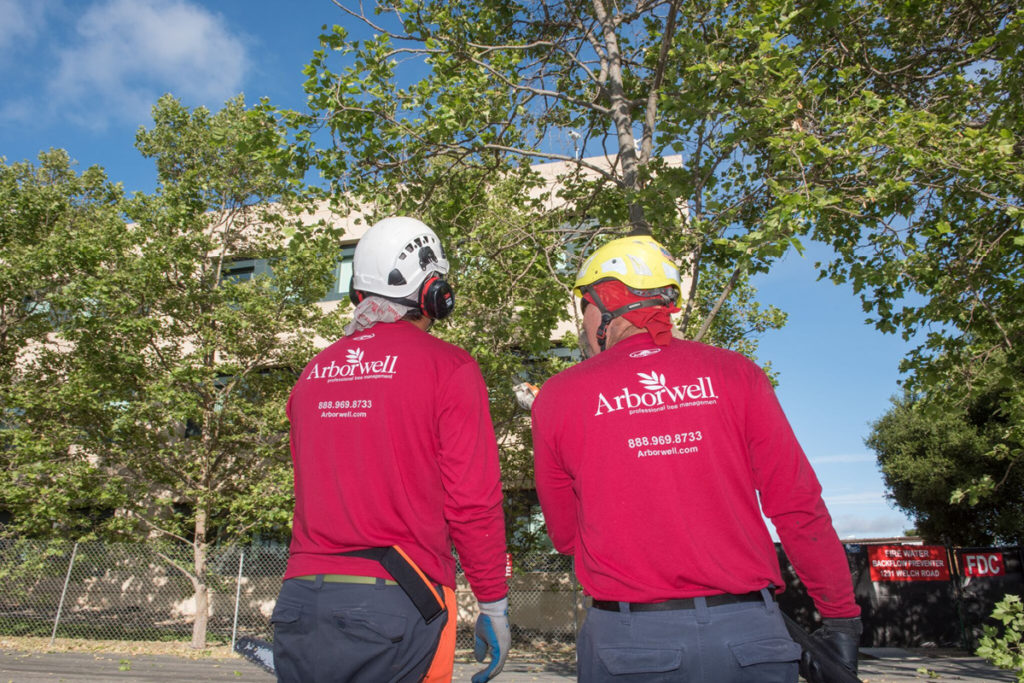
left=222, top=259, right=271, bottom=283
left=221, top=247, right=356, bottom=303
left=321, top=245, right=356, bottom=302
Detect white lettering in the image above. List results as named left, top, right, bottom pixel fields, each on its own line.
left=965, top=553, right=1003, bottom=576
left=594, top=374, right=720, bottom=416
left=306, top=354, right=398, bottom=382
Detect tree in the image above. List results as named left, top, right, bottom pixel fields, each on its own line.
left=11, top=96, right=343, bottom=648
left=758, top=1, right=1024, bottom=513
left=297, top=0, right=809, bottom=343
left=285, top=0, right=848, bottom=542
left=0, top=151, right=131, bottom=539
left=867, top=383, right=1024, bottom=545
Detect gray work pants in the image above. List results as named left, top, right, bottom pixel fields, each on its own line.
left=577, top=589, right=801, bottom=682
left=271, top=576, right=446, bottom=683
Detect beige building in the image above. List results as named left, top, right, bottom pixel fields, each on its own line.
left=259, top=154, right=691, bottom=344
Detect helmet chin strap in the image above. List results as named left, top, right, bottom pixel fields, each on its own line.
left=585, top=287, right=669, bottom=352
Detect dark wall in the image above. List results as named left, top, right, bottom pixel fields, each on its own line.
left=956, top=547, right=1024, bottom=649
left=775, top=544, right=1024, bottom=648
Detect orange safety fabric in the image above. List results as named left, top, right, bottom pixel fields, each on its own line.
left=422, top=586, right=457, bottom=683
left=395, top=545, right=446, bottom=612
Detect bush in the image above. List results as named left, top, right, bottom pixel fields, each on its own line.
left=976, top=593, right=1024, bottom=683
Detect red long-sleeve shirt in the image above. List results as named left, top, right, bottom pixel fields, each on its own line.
left=532, top=333, right=859, bottom=618
left=285, top=321, right=508, bottom=603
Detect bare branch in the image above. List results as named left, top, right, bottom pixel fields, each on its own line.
left=135, top=514, right=194, bottom=548
left=330, top=0, right=413, bottom=40
left=463, top=53, right=613, bottom=115
left=679, top=239, right=704, bottom=333
left=479, top=144, right=623, bottom=185
left=694, top=263, right=745, bottom=343
left=640, top=0, right=680, bottom=166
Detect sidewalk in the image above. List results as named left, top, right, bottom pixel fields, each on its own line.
left=857, top=647, right=1017, bottom=682
left=454, top=659, right=574, bottom=682
left=456, top=650, right=1020, bottom=683
left=0, top=648, right=1016, bottom=682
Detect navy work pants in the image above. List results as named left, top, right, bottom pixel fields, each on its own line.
left=271, top=576, right=446, bottom=683
left=577, top=589, right=802, bottom=682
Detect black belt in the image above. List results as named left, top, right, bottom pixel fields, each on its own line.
left=592, top=590, right=767, bottom=612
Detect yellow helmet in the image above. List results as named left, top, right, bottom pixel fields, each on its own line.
left=573, top=235, right=682, bottom=306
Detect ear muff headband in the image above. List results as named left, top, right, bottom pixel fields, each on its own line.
left=349, top=273, right=454, bottom=320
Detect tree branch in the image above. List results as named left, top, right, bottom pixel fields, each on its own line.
left=694, top=263, right=745, bottom=342
left=640, top=0, right=680, bottom=166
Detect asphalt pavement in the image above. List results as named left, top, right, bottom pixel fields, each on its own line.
left=857, top=647, right=1017, bottom=682
left=0, top=648, right=1016, bottom=682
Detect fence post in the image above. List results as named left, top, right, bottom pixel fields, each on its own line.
left=573, top=571, right=579, bottom=637
left=231, top=549, right=245, bottom=648
left=49, top=542, right=79, bottom=646
left=948, top=545, right=971, bottom=651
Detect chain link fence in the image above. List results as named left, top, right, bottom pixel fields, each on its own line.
left=6, top=539, right=1020, bottom=658
left=0, top=540, right=581, bottom=658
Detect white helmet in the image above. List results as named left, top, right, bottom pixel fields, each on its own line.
left=351, top=217, right=450, bottom=300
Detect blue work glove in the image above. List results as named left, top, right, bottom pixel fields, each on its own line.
left=472, top=597, right=510, bottom=683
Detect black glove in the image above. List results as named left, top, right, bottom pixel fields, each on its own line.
left=799, top=617, right=862, bottom=683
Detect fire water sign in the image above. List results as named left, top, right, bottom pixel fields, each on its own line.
left=961, top=552, right=1005, bottom=577
left=868, top=545, right=950, bottom=581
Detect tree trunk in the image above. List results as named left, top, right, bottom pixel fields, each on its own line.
left=190, top=508, right=209, bottom=649
left=591, top=0, right=650, bottom=235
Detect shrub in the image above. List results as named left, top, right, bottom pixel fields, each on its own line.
left=976, top=593, right=1024, bottom=683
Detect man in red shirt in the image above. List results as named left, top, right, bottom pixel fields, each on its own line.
left=532, top=235, right=861, bottom=682
left=274, top=217, right=510, bottom=683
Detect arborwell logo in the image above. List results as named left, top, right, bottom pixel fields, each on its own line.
left=595, top=371, right=718, bottom=416
left=305, top=347, right=398, bottom=382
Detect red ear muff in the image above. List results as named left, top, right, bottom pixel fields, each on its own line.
left=420, top=276, right=454, bottom=320
left=348, top=275, right=364, bottom=305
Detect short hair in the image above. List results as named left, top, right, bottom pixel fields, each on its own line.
left=401, top=309, right=425, bottom=322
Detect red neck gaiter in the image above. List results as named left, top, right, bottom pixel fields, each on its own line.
left=583, top=280, right=680, bottom=346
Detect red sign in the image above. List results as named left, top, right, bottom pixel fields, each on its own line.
left=868, top=545, right=950, bottom=582
left=962, top=552, right=1005, bottom=577
left=505, top=553, right=513, bottom=579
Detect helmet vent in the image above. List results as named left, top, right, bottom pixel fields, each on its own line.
left=419, top=246, right=438, bottom=269
left=627, top=253, right=653, bottom=276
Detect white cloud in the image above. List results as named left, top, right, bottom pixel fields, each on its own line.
left=825, top=491, right=890, bottom=506
left=762, top=505, right=914, bottom=542
left=0, top=97, right=36, bottom=125
left=832, top=513, right=914, bottom=540
left=48, top=0, right=248, bottom=127
left=0, top=0, right=50, bottom=54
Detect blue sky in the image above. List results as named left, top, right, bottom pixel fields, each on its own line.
left=1, top=0, right=917, bottom=539
left=751, top=246, right=917, bottom=540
